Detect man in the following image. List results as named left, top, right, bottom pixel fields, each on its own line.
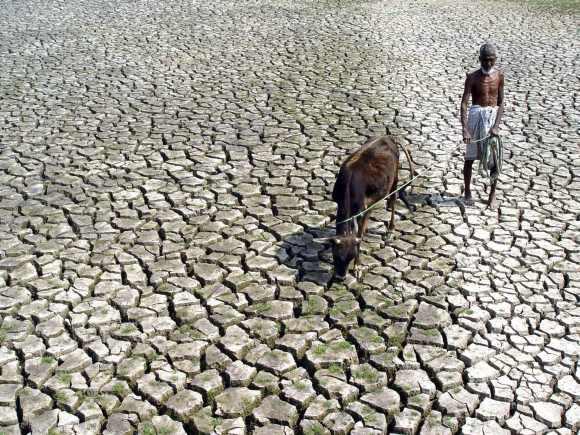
left=461, top=43, right=505, bottom=207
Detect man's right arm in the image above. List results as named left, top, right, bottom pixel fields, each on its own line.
left=461, top=73, right=471, bottom=144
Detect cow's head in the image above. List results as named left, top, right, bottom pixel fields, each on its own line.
left=315, top=233, right=361, bottom=280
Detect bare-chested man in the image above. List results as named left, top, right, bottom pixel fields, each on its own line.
left=461, top=43, right=505, bottom=207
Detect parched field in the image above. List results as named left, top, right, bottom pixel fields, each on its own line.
left=0, top=0, right=578, bottom=434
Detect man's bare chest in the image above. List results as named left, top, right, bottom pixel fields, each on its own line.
left=471, top=76, right=500, bottom=96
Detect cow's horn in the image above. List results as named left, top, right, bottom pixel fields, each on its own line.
left=313, top=237, right=335, bottom=243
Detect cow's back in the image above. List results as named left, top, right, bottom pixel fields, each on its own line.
left=347, top=136, right=399, bottom=193
left=332, top=135, right=399, bottom=205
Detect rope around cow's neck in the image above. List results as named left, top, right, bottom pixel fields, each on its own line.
left=334, top=135, right=491, bottom=226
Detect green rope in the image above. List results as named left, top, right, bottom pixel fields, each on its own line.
left=478, top=135, right=503, bottom=181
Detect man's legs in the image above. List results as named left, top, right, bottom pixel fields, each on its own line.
left=488, top=180, right=497, bottom=208
left=463, top=160, right=474, bottom=204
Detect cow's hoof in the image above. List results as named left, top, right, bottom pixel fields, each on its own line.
left=486, top=198, right=498, bottom=210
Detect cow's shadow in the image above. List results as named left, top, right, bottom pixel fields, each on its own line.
left=275, top=223, right=336, bottom=289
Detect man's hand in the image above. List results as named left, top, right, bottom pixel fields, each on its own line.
left=490, top=126, right=500, bottom=137
left=463, top=130, right=471, bottom=144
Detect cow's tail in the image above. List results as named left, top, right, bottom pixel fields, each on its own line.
left=398, top=143, right=417, bottom=180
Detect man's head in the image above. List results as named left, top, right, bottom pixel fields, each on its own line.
left=479, top=43, right=498, bottom=75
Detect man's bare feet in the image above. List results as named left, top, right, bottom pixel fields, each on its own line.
left=464, top=192, right=474, bottom=206
left=487, top=193, right=497, bottom=209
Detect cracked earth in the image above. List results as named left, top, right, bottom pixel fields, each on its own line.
left=0, top=0, right=578, bottom=434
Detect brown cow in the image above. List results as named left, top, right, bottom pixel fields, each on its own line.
left=317, top=136, right=416, bottom=280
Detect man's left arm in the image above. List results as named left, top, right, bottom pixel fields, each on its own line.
left=491, top=72, right=504, bottom=136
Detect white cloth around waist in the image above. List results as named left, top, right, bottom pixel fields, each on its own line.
left=467, top=105, right=498, bottom=142
left=465, top=105, right=498, bottom=161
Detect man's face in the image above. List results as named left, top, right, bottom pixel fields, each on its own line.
left=480, top=54, right=497, bottom=74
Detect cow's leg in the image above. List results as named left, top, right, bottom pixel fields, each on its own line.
left=350, top=216, right=363, bottom=280
left=353, top=252, right=361, bottom=280
left=389, top=196, right=396, bottom=231
left=353, top=215, right=369, bottom=280
left=359, top=213, right=370, bottom=238
left=384, top=193, right=396, bottom=240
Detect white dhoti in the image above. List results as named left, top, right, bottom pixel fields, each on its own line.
left=465, top=105, right=497, bottom=161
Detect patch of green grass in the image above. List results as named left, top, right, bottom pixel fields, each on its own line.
left=210, top=416, right=223, bottom=429
left=323, top=399, right=335, bottom=409
left=422, top=329, right=440, bottom=337
left=48, top=429, right=62, bottom=435
left=387, top=306, right=407, bottom=317
left=334, top=340, right=352, bottom=351
left=293, top=380, right=310, bottom=391
left=144, top=352, right=157, bottom=363
left=364, top=412, right=382, bottom=425
left=312, top=344, right=327, bottom=356
left=41, top=355, right=56, bottom=364
left=251, top=302, right=272, bottom=314
left=112, top=383, right=127, bottom=396
left=327, top=363, right=343, bottom=375
left=206, top=389, right=219, bottom=402
left=409, top=395, right=423, bottom=403
left=76, top=390, right=87, bottom=402
left=140, top=422, right=156, bottom=435
left=456, top=308, right=473, bottom=316
left=304, top=423, right=327, bottom=435
left=427, top=412, right=440, bottom=425
left=443, top=416, right=456, bottom=427
left=0, top=328, right=7, bottom=345
left=353, top=366, right=378, bottom=383
left=240, top=398, right=255, bottom=417
left=329, top=307, right=341, bottom=317
left=302, top=297, right=324, bottom=315
left=120, top=324, right=137, bottom=334
left=157, top=426, right=174, bottom=435
left=59, top=373, right=72, bottom=384
left=380, top=299, right=393, bottom=308
left=177, top=324, right=193, bottom=333
left=54, top=390, right=68, bottom=403
left=388, top=333, right=406, bottom=349
left=371, top=334, right=385, bottom=344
